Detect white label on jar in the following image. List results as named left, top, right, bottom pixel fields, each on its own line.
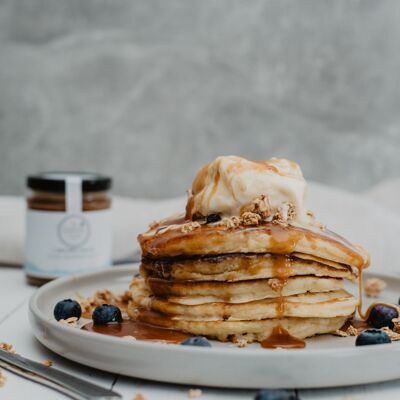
left=25, top=209, right=112, bottom=278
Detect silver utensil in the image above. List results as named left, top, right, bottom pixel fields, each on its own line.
left=0, top=349, right=122, bottom=399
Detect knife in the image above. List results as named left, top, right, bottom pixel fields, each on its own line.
left=0, top=349, right=122, bottom=399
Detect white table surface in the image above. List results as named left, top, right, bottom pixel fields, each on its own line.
left=3, top=180, right=400, bottom=399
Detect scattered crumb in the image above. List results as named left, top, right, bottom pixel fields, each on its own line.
left=268, top=278, right=285, bottom=292
left=188, top=388, right=202, bottom=398
left=181, top=221, right=201, bottom=233
left=243, top=195, right=272, bottom=219
left=241, top=211, right=261, bottom=226
left=346, top=325, right=358, bottom=336
left=382, top=327, right=400, bottom=341
left=224, top=216, right=241, bottom=229
left=364, top=278, right=386, bottom=298
left=0, top=342, right=15, bottom=353
left=148, top=220, right=160, bottom=230
left=43, top=359, right=53, bottom=367
left=332, top=325, right=358, bottom=337
left=332, top=329, right=348, bottom=337
left=0, top=369, right=6, bottom=387
left=59, top=317, right=78, bottom=327
left=233, top=336, right=248, bottom=348
left=123, top=336, right=137, bottom=341
left=133, top=393, right=145, bottom=400
left=392, top=318, right=400, bottom=333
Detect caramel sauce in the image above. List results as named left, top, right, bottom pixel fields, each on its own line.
left=270, top=255, right=292, bottom=318
left=82, top=320, right=192, bottom=343
left=261, top=326, right=305, bottom=349
left=267, top=225, right=303, bottom=254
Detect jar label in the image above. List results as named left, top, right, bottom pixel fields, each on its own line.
left=24, top=209, right=112, bottom=278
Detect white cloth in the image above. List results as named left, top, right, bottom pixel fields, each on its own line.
left=1, top=181, right=400, bottom=268
left=0, top=195, right=186, bottom=266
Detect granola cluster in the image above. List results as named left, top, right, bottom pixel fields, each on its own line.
left=0, top=342, right=15, bottom=353
left=220, top=197, right=299, bottom=229
left=364, top=278, right=387, bottom=298
left=333, top=324, right=359, bottom=337
left=181, top=221, right=201, bottom=233
left=78, top=289, right=132, bottom=318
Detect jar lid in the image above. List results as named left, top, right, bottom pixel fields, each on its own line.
left=27, top=172, right=112, bottom=193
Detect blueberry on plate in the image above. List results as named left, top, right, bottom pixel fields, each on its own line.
left=367, top=304, right=398, bottom=329
left=181, top=336, right=211, bottom=347
left=53, top=299, right=82, bottom=321
left=92, top=304, right=122, bottom=325
left=206, top=214, right=221, bottom=224
left=254, top=389, right=296, bottom=400
left=355, top=329, right=391, bottom=346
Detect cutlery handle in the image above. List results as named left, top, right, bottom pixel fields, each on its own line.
left=0, top=349, right=121, bottom=399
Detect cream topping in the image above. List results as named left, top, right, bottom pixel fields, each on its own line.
left=186, top=156, right=308, bottom=223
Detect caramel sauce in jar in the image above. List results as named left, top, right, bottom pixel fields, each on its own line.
left=25, top=173, right=112, bottom=286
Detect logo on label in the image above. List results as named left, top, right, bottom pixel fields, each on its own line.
left=57, top=215, right=91, bottom=249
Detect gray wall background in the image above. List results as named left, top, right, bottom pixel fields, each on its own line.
left=1, top=0, right=400, bottom=198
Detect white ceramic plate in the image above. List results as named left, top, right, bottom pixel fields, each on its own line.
left=29, top=265, right=400, bottom=389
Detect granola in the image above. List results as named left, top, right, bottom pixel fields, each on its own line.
left=364, top=278, right=386, bottom=298
left=392, top=318, right=400, bottom=333
left=181, top=221, right=201, bottom=233
left=232, top=336, right=248, bottom=348
left=188, top=388, right=202, bottom=398
left=43, top=359, right=53, bottom=367
left=241, top=212, right=261, bottom=226
left=0, top=342, right=15, bottom=353
left=0, top=369, right=6, bottom=387
left=223, top=216, right=241, bottom=229
left=381, top=327, right=400, bottom=341
left=59, top=317, right=78, bottom=327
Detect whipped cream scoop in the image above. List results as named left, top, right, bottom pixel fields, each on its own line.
left=186, top=156, right=308, bottom=223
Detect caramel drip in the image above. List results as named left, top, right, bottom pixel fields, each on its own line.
left=261, top=326, right=305, bottom=349
left=271, top=255, right=292, bottom=318
left=356, top=263, right=392, bottom=322
left=208, top=166, right=220, bottom=209
left=261, top=255, right=302, bottom=349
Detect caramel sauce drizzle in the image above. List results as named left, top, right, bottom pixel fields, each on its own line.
left=261, top=326, right=305, bottom=349
left=82, top=320, right=192, bottom=343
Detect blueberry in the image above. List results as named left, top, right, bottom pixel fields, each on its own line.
left=54, top=299, right=82, bottom=321
left=254, top=389, right=296, bottom=400
left=355, top=329, right=391, bottom=346
left=367, top=304, right=398, bottom=329
left=206, top=214, right=221, bottom=224
left=181, top=336, right=211, bottom=347
left=92, top=304, right=122, bottom=325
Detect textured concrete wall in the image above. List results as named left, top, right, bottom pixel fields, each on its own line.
left=1, top=0, right=400, bottom=197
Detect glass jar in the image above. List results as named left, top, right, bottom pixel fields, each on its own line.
left=25, top=172, right=112, bottom=286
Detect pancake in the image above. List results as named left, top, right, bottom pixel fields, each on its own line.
left=127, top=306, right=351, bottom=342
left=141, top=253, right=357, bottom=282
left=138, top=276, right=344, bottom=302
left=130, top=288, right=357, bottom=321
left=139, top=221, right=369, bottom=269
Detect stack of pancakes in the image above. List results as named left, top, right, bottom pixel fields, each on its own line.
left=128, top=221, right=368, bottom=342
left=128, top=157, right=369, bottom=343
